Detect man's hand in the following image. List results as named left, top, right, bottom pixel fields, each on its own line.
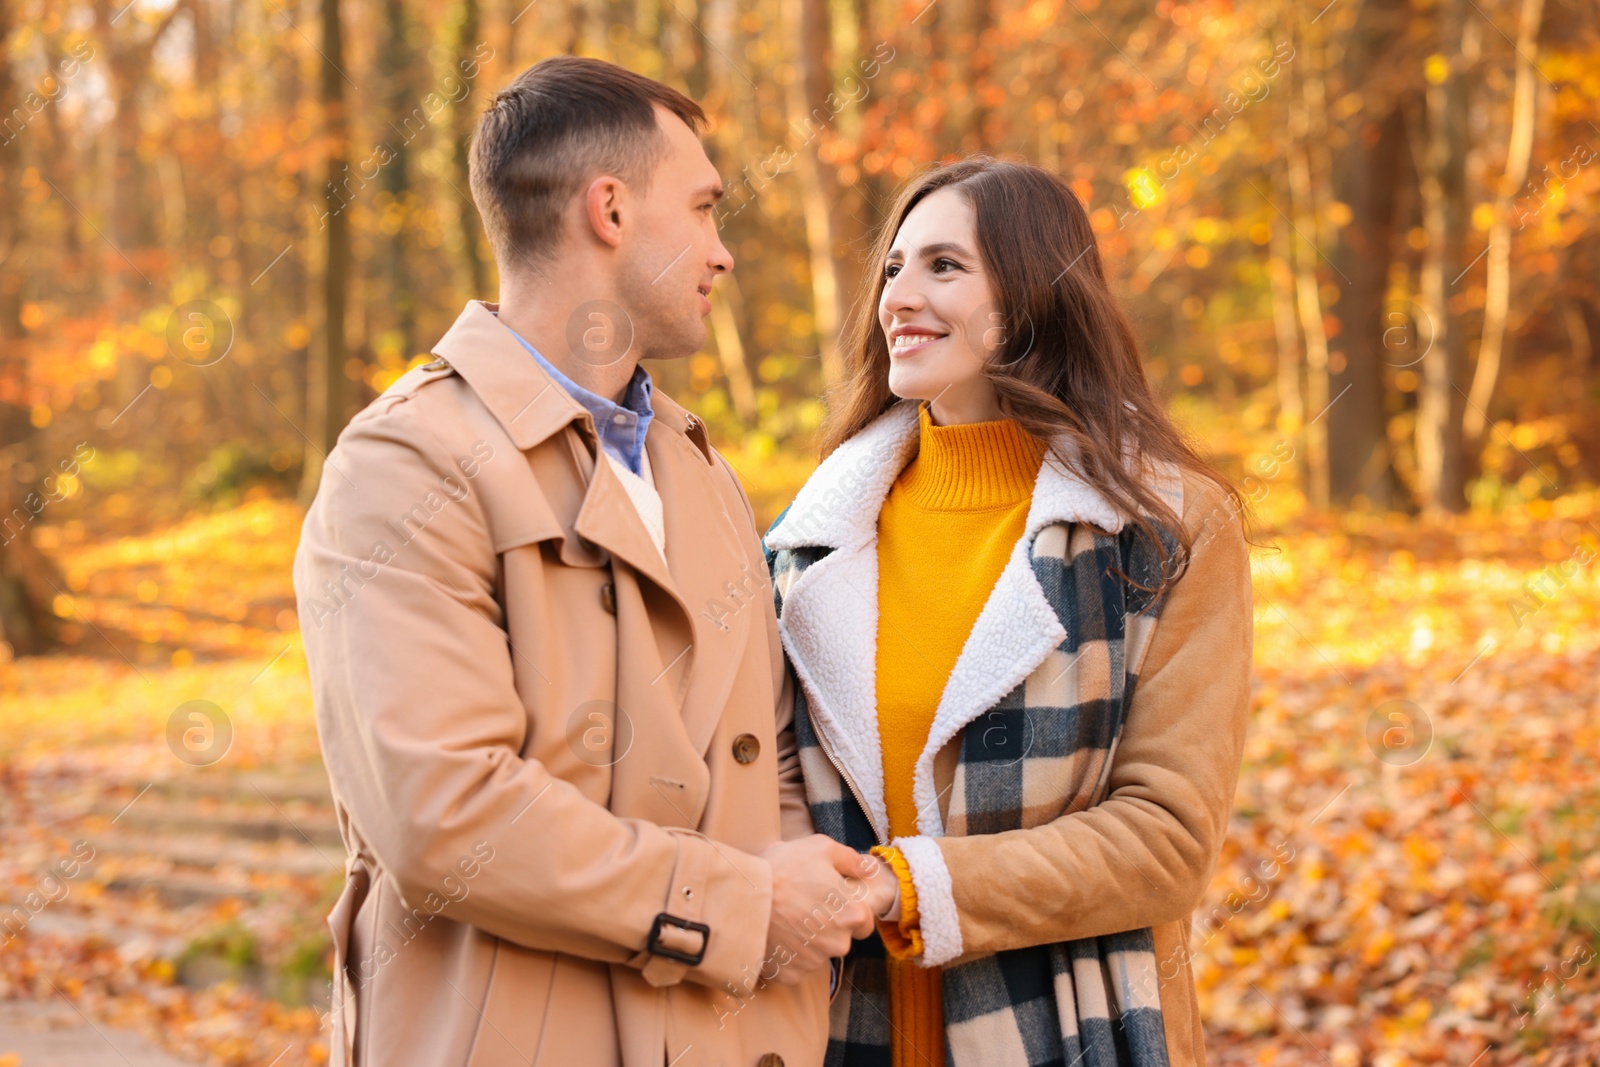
left=852, top=852, right=902, bottom=923
left=759, top=835, right=877, bottom=984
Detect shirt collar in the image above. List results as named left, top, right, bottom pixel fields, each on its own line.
left=496, top=315, right=656, bottom=477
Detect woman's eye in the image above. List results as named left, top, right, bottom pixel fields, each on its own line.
left=932, top=257, right=961, bottom=273
left=884, top=263, right=901, bottom=279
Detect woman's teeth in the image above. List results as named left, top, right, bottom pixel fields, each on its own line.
left=891, top=333, right=942, bottom=352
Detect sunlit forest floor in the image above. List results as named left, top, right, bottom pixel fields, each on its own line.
left=2, top=488, right=1599, bottom=1066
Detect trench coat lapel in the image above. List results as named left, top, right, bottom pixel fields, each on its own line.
left=432, top=300, right=749, bottom=764
left=648, top=393, right=754, bottom=759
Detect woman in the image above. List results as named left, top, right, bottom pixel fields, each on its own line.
left=763, top=156, right=1256, bottom=1067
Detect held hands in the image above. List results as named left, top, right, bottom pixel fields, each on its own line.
left=860, top=851, right=902, bottom=923
left=758, top=835, right=904, bottom=985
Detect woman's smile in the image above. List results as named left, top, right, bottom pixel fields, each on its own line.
left=888, top=325, right=949, bottom=357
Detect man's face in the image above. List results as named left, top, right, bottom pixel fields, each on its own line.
left=618, top=107, right=734, bottom=363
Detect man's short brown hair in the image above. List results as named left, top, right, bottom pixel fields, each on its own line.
left=469, top=56, right=707, bottom=270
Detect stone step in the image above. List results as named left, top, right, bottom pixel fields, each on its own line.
left=88, top=832, right=344, bottom=879
left=105, top=800, right=343, bottom=848
left=100, top=870, right=265, bottom=907
left=0, top=998, right=205, bottom=1066
left=141, top=770, right=333, bottom=806
left=24, top=912, right=188, bottom=960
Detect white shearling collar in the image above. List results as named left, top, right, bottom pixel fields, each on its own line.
left=766, top=398, right=1148, bottom=553
left=768, top=398, right=1183, bottom=843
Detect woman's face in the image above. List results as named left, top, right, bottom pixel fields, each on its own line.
left=879, top=186, right=1004, bottom=425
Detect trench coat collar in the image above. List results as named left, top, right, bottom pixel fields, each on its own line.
left=431, top=299, right=716, bottom=462
left=432, top=300, right=741, bottom=758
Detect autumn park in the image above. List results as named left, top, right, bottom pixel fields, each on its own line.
left=1, top=0, right=1598, bottom=1062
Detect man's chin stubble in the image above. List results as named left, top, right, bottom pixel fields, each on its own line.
left=637, top=319, right=706, bottom=363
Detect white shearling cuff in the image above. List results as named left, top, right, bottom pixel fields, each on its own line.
left=893, top=835, right=963, bottom=967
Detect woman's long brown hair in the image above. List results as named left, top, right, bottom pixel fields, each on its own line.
left=818, top=155, right=1252, bottom=593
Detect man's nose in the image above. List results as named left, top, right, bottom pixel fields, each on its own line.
left=710, top=237, right=734, bottom=274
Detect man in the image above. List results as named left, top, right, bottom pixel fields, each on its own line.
left=294, top=56, right=894, bottom=1067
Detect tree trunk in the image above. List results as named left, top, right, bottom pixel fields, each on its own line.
left=1319, top=2, right=1409, bottom=510
left=502, top=0, right=521, bottom=71
left=783, top=0, right=865, bottom=389
left=37, top=35, right=80, bottom=266
left=0, top=0, right=21, bottom=346
left=450, top=0, right=491, bottom=300
left=262, top=10, right=311, bottom=457
left=1416, top=5, right=1472, bottom=512
left=1563, top=297, right=1592, bottom=368
left=300, top=0, right=352, bottom=503
left=0, top=468, right=67, bottom=656
left=380, top=0, right=418, bottom=361
left=675, top=0, right=707, bottom=100
left=1326, top=103, right=1407, bottom=509
left=1464, top=0, right=1544, bottom=443
left=956, top=0, right=993, bottom=152
left=0, top=0, right=61, bottom=655
left=1267, top=170, right=1304, bottom=437
left=92, top=0, right=183, bottom=411
left=709, top=277, right=757, bottom=423
left=1286, top=29, right=1331, bottom=510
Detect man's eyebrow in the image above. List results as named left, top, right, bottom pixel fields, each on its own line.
left=699, top=183, right=726, bottom=202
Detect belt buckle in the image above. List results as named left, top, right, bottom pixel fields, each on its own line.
left=646, top=912, right=710, bottom=966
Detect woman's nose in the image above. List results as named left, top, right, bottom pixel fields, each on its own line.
left=883, top=272, right=923, bottom=312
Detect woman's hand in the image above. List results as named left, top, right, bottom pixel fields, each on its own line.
left=845, top=851, right=902, bottom=925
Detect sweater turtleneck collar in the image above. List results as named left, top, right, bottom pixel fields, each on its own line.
left=895, top=401, right=1049, bottom=511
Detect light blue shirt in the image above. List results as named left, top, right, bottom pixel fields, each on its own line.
left=500, top=321, right=656, bottom=477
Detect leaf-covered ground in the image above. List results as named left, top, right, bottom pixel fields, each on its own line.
left=2, top=495, right=1598, bottom=1066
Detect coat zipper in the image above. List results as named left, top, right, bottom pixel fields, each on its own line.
left=806, top=705, right=888, bottom=847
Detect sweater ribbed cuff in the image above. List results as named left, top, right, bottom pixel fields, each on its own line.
left=870, top=845, right=924, bottom=960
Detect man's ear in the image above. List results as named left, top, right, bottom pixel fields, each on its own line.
left=584, top=175, right=627, bottom=249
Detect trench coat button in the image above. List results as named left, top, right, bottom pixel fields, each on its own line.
left=732, top=733, right=760, bottom=764
left=756, top=1055, right=784, bottom=1067
left=600, top=581, right=616, bottom=614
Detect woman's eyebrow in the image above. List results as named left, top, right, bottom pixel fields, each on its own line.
left=886, top=241, right=976, bottom=261
left=918, top=241, right=975, bottom=258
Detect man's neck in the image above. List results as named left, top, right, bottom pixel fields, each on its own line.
left=494, top=290, right=640, bottom=405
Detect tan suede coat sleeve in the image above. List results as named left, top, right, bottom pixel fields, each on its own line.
left=296, top=391, right=774, bottom=994
left=934, top=475, right=1254, bottom=959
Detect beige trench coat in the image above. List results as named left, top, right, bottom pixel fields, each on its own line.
left=294, top=300, right=829, bottom=1067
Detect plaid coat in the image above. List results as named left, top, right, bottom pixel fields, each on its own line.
left=762, top=399, right=1254, bottom=1067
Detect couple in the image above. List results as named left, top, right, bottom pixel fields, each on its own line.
left=293, top=54, right=1254, bottom=1067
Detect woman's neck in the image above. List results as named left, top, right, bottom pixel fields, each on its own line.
left=924, top=383, right=1004, bottom=426
left=897, top=402, right=1048, bottom=511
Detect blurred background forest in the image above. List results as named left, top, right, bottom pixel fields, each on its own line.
left=2, top=0, right=1600, bottom=1063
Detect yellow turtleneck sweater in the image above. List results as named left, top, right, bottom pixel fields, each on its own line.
left=869, top=401, right=1048, bottom=1067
